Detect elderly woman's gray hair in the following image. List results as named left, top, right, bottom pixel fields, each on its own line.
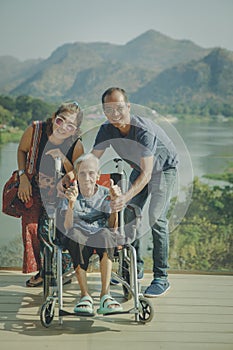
left=73, top=153, right=100, bottom=172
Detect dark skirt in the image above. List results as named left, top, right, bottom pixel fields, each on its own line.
left=64, top=227, right=117, bottom=270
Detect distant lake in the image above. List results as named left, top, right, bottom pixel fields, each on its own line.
left=0, top=120, right=233, bottom=267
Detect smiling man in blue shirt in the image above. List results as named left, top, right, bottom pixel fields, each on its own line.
left=92, top=87, right=178, bottom=297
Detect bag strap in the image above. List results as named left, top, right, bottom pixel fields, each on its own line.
left=26, top=121, right=43, bottom=175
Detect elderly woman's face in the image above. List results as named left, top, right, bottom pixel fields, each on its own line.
left=76, top=159, right=99, bottom=196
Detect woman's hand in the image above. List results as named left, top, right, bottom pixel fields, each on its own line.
left=18, top=174, right=32, bottom=203
left=62, top=171, right=75, bottom=189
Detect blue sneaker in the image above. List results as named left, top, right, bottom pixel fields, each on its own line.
left=144, top=279, right=170, bottom=297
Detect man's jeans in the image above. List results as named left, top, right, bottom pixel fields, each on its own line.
left=124, top=168, right=177, bottom=279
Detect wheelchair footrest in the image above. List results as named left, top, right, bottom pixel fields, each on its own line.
left=59, top=309, right=95, bottom=317
left=101, top=310, right=129, bottom=316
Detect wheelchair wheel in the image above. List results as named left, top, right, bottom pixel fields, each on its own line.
left=40, top=299, right=55, bottom=328
left=138, top=296, right=154, bottom=324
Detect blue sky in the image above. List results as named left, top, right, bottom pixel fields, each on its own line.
left=0, top=0, right=232, bottom=60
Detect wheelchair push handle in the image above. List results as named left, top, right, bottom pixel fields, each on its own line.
left=114, top=158, right=124, bottom=174
left=55, top=157, right=62, bottom=175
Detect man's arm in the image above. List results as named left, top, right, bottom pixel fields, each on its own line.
left=110, top=155, right=154, bottom=212
left=126, top=155, right=154, bottom=201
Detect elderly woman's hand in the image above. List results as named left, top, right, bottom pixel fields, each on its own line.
left=64, top=180, right=79, bottom=203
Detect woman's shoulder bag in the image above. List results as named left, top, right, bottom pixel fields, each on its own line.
left=2, top=121, right=43, bottom=218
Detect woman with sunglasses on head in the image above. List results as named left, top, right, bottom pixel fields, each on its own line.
left=17, top=102, right=84, bottom=287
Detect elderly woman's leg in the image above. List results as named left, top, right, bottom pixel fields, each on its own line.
left=97, top=250, right=123, bottom=314
left=99, top=252, right=112, bottom=297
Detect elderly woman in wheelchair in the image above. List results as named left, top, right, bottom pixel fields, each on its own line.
left=61, top=153, right=123, bottom=316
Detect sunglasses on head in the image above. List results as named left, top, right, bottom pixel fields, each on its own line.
left=62, top=101, right=79, bottom=109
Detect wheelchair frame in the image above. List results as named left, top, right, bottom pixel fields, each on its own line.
left=40, top=158, right=154, bottom=327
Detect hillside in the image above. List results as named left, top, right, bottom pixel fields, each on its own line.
left=1, top=30, right=232, bottom=117
left=0, top=56, right=42, bottom=91
left=131, top=48, right=233, bottom=111
left=0, top=30, right=210, bottom=103
left=65, top=61, right=155, bottom=104
left=121, top=30, right=209, bottom=70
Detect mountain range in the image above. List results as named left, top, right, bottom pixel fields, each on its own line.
left=0, top=29, right=232, bottom=110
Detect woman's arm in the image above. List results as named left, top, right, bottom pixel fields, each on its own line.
left=17, top=125, right=33, bottom=169
left=63, top=181, right=79, bottom=230
left=53, top=139, right=84, bottom=197
left=64, top=201, right=75, bottom=231
left=72, top=139, right=84, bottom=164
left=108, top=211, right=118, bottom=230
left=17, top=126, right=33, bottom=202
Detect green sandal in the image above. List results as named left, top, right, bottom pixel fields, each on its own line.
left=74, top=295, right=94, bottom=316
left=97, top=294, right=123, bottom=315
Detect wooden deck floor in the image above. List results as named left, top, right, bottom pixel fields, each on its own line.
left=0, top=270, right=233, bottom=350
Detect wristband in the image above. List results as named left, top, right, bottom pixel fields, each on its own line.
left=18, top=169, right=25, bottom=177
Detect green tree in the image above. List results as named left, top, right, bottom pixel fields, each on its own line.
left=0, top=105, right=13, bottom=125
left=169, top=177, right=233, bottom=272
left=0, top=95, right=15, bottom=111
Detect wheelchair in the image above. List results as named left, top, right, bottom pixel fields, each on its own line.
left=40, top=158, right=154, bottom=327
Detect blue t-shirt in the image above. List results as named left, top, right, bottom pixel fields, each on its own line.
left=93, top=115, right=178, bottom=174
left=60, top=185, right=111, bottom=234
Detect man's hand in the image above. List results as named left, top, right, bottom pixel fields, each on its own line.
left=109, top=179, right=126, bottom=212
left=110, top=194, right=126, bottom=212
